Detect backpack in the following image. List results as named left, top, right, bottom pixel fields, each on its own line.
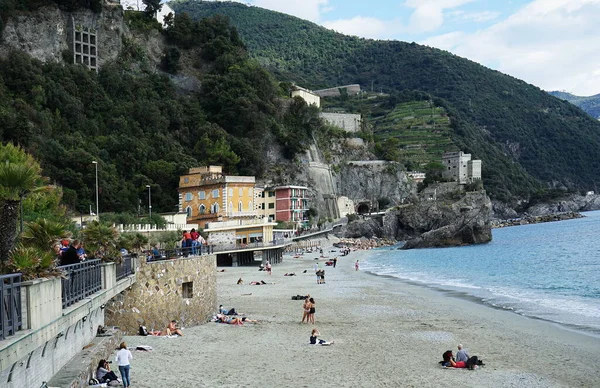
left=138, top=325, right=148, bottom=336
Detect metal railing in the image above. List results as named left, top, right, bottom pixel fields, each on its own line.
left=116, top=255, right=135, bottom=281
left=147, top=244, right=214, bottom=262
left=58, top=259, right=102, bottom=309
left=1, top=273, right=22, bottom=340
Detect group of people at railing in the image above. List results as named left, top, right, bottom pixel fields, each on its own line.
left=55, top=239, right=87, bottom=266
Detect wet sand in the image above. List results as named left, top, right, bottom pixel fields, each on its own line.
left=119, top=243, right=600, bottom=387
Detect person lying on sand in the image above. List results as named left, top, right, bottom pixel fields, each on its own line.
left=284, top=272, right=296, bottom=276
left=250, top=280, right=274, bottom=285
left=441, top=350, right=465, bottom=368
left=216, top=314, right=258, bottom=325
left=310, top=328, right=333, bottom=345
left=219, top=305, right=244, bottom=316
left=162, top=320, right=183, bottom=336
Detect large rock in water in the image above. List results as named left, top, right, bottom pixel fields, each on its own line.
left=383, top=191, right=492, bottom=249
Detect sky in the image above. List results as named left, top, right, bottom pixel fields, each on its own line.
left=216, top=0, right=600, bottom=96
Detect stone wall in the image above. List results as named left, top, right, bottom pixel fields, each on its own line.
left=319, top=112, right=362, bottom=133
left=105, top=255, right=217, bottom=334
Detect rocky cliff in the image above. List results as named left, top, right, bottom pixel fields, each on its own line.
left=526, top=194, right=600, bottom=216
left=383, top=191, right=492, bottom=249
left=0, top=4, right=127, bottom=66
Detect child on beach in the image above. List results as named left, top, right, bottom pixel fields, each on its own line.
left=310, top=328, right=333, bottom=345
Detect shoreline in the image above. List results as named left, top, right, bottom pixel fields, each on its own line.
left=120, top=242, right=600, bottom=387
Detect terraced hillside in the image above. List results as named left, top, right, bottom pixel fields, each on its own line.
left=373, top=101, right=453, bottom=166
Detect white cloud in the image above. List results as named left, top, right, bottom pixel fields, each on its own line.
left=404, top=0, right=474, bottom=33
left=250, top=0, right=331, bottom=22
left=323, top=17, right=400, bottom=39
left=422, top=0, right=600, bottom=95
left=448, top=10, right=501, bottom=23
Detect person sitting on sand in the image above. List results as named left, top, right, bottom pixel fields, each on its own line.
left=310, top=328, right=333, bottom=345
left=456, top=344, right=469, bottom=362
left=237, top=278, right=244, bottom=284
left=96, top=359, right=120, bottom=384
left=163, top=320, right=183, bottom=336
left=442, top=350, right=466, bottom=368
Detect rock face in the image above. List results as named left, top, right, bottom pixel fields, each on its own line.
left=526, top=194, right=600, bottom=216
left=337, top=162, right=415, bottom=212
left=342, top=218, right=382, bottom=239
left=383, top=191, right=492, bottom=249
left=0, top=5, right=127, bottom=67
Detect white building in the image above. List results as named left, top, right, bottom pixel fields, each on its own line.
left=442, top=151, right=482, bottom=184
left=291, top=85, right=321, bottom=108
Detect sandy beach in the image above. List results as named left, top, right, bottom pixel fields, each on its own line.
left=117, top=240, right=600, bottom=387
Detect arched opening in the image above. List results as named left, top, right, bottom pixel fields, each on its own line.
left=199, top=204, right=206, bottom=215
left=185, top=206, right=192, bottom=217
left=357, top=202, right=370, bottom=214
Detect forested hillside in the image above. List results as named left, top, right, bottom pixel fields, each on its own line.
left=548, top=91, right=600, bottom=119
left=172, top=0, right=600, bottom=199
left=0, top=9, right=328, bottom=215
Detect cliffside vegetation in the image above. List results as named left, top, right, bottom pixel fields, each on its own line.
left=0, top=11, right=330, bottom=215
left=172, top=0, right=600, bottom=201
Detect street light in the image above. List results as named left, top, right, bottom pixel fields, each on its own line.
left=146, top=185, right=152, bottom=218
left=92, top=161, right=99, bottom=219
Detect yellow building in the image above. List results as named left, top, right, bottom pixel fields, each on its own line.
left=178, top=166, right=256, bottom=229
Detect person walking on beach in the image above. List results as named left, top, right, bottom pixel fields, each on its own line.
left=355, top=260, right=359, bottom=271
left=115, top=342, right=133, bottom=388
left=266, top=261, right=272, bottom=275
left=333, top=257, right=337, bottom=268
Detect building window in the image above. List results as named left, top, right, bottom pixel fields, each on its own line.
left=229, top=188, right=233, bottom=197
left=211, top=203, right=220, bottom=213
left=249, top=201, right=253, bottom=211
left=199, top=191, right=206, bottom=200
left=229, top=201, right=233, bottom=212
left=184, top=177, right=189, bottom=183
left=212, top=189, right=219, bottom=198
left=238, top=201, right=243, bottom=211
left=239, top=188, right=243, bottom=196
left=268, top=191, right=275, bottom=197
left=199, top=204, right=206, bottom=215
left=182, top=282, right=193, bottom=298
left=186, top=206, right=192, bottom=217
left=185, top=193, right=192, bottom=201
left=268, top=203, right=275, bottom=209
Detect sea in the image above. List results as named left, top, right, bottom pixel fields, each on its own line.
left=361, top=210, right=600, bottom=335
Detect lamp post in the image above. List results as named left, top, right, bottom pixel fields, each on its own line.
left=92, top=161, right=99, bottom=219
left=146, top=185, right=152, bottom=218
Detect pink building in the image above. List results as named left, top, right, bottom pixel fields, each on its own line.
left=275, top=186, right=309, bottom=225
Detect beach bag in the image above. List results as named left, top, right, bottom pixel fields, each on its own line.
left=138, top=325, right=148, bottom=336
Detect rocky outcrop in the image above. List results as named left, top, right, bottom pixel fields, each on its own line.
left=337, top=161, right=416, bottom=212
left=383, top=191, right=492, bottom=249
left=341, top=217, right=382, bottom=239
left=526, top=194, right=600, bottom=216
left=0, top=5, right=127, bottom=67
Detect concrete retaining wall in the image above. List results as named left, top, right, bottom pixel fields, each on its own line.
left=105, top=255, right=217, bottom=334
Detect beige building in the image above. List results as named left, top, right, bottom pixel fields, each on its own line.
left=254, top=187, right=277, bottom=222
left=204, top=218, right=276, bottom=247
left=291, top=85, right=321, bottom=108
left=442, top=151, right=482, bottom=184
left=178, top=166, right=256, bottom=229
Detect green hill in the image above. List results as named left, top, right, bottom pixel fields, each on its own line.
left=548, top=91, right=600, bottom=119
left=171, top=0, right=600, bottom=200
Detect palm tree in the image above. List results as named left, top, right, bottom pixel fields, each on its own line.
left=0, top=146, right=47, bottom=264
left=81, top=221, right=120, bottom=261
left=21, top=218, right=71, bottom=251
